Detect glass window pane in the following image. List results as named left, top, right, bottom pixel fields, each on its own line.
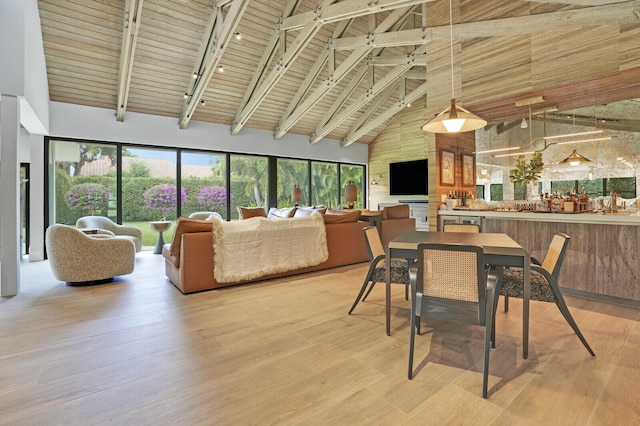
left=122, top=147, right=180, bottom=249
left=476, top=185, right=485, bottom=200
left=490, top=184, right=503, bottom=201
left=605, top=177, right=636, bottom=198
left=50, top=140, right=117, bottom=225
left=577, top=179, right=603, bottom=199
left=182, top=151, right=228, bottom=219
left=277, top=158, right=308, bottom=207
left=340, top=164, right=364, bottom=209
left=230, top=155, right=268, bottom=219
left=551, top=180, right=577, bottom=195
left=311, top=162, right=338, bottom=208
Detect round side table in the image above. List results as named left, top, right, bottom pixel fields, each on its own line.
left=149, top=221, right=172, bottom=254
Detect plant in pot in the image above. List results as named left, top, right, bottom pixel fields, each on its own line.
left=509, top=152, right=544, bottom=200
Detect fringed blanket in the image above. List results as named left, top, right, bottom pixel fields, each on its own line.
left=211, top=211, right=328, bottom=283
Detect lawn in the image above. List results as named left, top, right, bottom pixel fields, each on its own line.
left=125, top=221, right=178, bottom=247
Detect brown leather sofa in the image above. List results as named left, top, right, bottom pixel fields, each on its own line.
left=163, top=211, right=371, bottom=294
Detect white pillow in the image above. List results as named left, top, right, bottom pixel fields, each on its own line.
left=267, top=207, right=296, bottom=219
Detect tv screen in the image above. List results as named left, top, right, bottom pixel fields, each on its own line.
left=389, top=159, right=428, bottom=196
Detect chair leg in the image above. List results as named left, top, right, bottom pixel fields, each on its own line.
left=348, top=268, right=376, bottom=314
left=361, top=281, right=376, bottom=302
left=504, top=294, right=509, bottom=312
left=483, top=287, right=498, bottom=398
left=405, top=283, right=409, bottom=300
left=408, top=313, right=417, bottom=379
left=550, top=287, right=596, bottom=356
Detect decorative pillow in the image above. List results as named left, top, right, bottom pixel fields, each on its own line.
left=169, top=217, right=213, bottom=257
left=267, top=207, right=297, bottom=219
left=237, top=206, right=267, bottom=220
left=383, top=204, right=410, bottom=220
left=293, top=206, right=327, bottom=217
left=323, top=209, right=361, bottom=224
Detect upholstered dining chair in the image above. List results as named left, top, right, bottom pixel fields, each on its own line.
left=497, top=233, right=596, bottom=356
left=443, top=223, right=480, bottom=233
left=408, top=243, right=499, bottom=398
left=348, top=226, right=410, bottom=319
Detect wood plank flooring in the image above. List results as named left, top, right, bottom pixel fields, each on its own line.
left=1, top=251, right=638, bottom=425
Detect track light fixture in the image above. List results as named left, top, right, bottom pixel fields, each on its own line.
left=199, top=99, right=205, bottom=106
left=217, top=64, right=224, bottom=73
left=233, top=32, right=241, bottom=40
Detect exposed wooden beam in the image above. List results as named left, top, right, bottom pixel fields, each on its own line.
left=279, top=19, right=353, bottom=125
left=310, top=49, right=422, bottom=143
left=333, top=1, right=640, bottom=50
left=231, top=0, right=337, bottom=135
left=116, top=0, right=144, bottom=122
left=342, top=81, right=427, bottom=146
left=274, top=6, right=415, bottom=139
left=179, top=0, right=250, bottom=129
left=281, top=0, right=432, bottom=31
left=368, top=54, right=426, bottom=66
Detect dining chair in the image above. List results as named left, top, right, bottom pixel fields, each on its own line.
left=443, top=223, right=480, bottom=233
left=408, top=243, right=499, bottom=398
left=348, top=226, right=410, bottom=317
left=497, top=233, right=596, bottom=356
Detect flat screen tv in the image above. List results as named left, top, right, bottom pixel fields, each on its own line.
left=389, top=159, right=428, bottom=196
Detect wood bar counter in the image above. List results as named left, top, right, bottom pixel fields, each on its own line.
left=439, top=210, right=640, bottom=306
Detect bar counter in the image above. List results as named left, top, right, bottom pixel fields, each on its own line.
left=438, top=209, right=640, bottom=306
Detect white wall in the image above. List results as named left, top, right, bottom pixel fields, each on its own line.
left=49, top=102, right=368, bottom=164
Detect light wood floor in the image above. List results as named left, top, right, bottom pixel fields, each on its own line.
left=1, top=252, right=639, bottom=425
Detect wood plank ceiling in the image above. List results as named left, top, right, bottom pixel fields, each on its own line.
left=38, top=0, right=640, bottom=146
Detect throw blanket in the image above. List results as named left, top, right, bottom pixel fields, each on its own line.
left=211, top=211, right=328, bottom=283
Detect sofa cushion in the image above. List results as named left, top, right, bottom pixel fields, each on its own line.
left=170, top=217, right=213, bottom=257
left=237, top=206, right=267, bottom=219
left=323, top=209, right=361, bottom=224
left=267, top=207, right=297, bottom=219
left=383, top=204, right=410, bottom=219
left=293, top=206, right=327, bottom=217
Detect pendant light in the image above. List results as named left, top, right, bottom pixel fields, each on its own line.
left=421, top=0, right=486, bottom=134
left=560, top=149, right=592, bottom=166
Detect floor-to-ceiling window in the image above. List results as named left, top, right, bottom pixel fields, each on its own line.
left=49, top=140, right=118, bottom=225
left=229, top=154, right=268, bottom=220
left=340, top=164, right=364, bottom=209
left=311, top=161, right=338, bottom=207
left=181, top=151, right=228, bottom=219
left=277, top=158, right=309, bottom=207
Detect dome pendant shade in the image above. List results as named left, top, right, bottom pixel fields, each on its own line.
left=421, top=99, right=487, bottom=133
left=560, top=149, right=592, bottom=166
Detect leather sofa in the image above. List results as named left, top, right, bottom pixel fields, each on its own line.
left=163, top=210, right=371, bottom=294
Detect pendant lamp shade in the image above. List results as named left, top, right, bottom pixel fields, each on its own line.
left=422, top=99, right=487, bottom=133
left=560, top=149, right=592, bottom=166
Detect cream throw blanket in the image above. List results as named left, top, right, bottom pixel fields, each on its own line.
left=211, top=211, right=328, bottom=283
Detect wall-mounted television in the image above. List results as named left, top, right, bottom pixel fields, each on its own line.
left=389, top=159, right=428, bottom=196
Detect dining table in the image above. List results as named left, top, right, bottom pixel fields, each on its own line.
left=386, top=230, right=532, bottom=359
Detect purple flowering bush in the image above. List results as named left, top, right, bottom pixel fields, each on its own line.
left=196, top=186, right=230, bottom=212
left=65, top=183, right=110, bottom=215
left=143, top=183, right=187, bottom=220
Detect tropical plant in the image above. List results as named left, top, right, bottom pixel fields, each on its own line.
left=143, top=183, right=187, bottom=220
left=196, top=185, right=230, bottom=211
left=65, top=183, right=110, bottom=215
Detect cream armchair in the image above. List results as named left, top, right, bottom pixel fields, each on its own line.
left=46, top=224, right=136, bottom=284
left=76, top=216, right=143, bottom=252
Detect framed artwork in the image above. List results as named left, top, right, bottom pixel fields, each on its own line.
left=440, top=150, right=455, bottom=186
left=462, top=154, right=475, bottom=186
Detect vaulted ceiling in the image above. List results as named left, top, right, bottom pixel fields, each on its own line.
left=38, top=0, right=640, bottom=146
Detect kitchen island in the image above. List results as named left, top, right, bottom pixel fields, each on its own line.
left=439, top=209, right=640, bottom=306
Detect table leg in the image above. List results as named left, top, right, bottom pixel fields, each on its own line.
left=386, top=245, right=391, bottom=336
left=153, top=231, right=165, bottom=254
left=523, top=252, right=531, bottom=359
